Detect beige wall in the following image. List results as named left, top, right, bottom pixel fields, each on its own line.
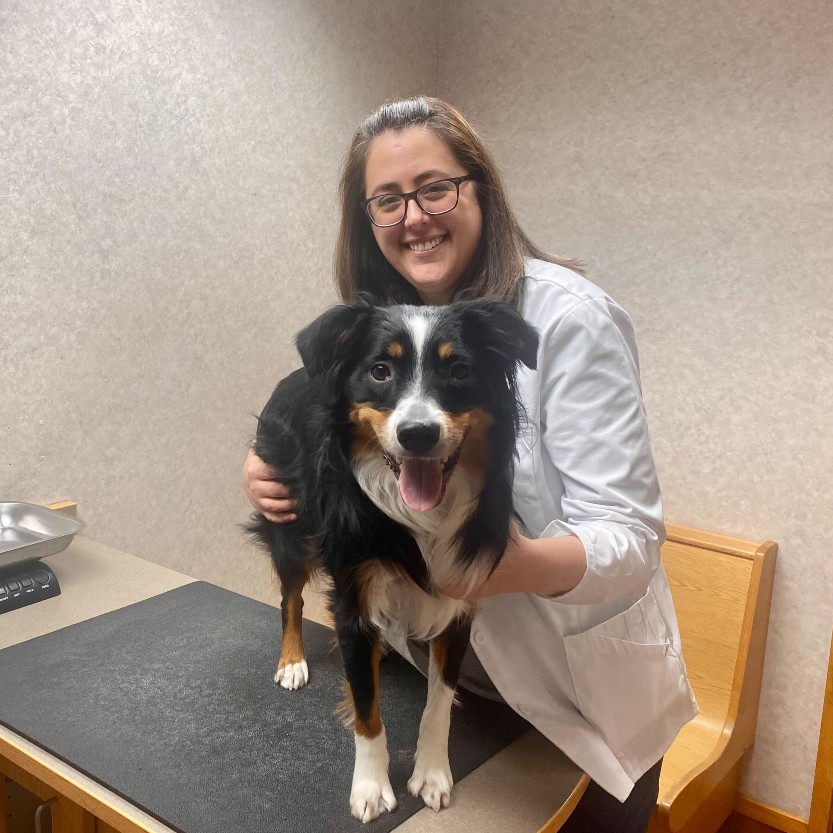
left=438, top=0, right=833, bottom=819
left=3, top=0, right=832, bottom=821
left=2, top=0, right=439, bottom=590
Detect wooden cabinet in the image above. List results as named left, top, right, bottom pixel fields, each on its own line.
left=2, top=754, right=100, bottom=833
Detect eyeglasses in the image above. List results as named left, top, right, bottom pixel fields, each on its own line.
left=364, top=175, right=476, bottom=228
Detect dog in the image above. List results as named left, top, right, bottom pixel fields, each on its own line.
left=249, top=297, right=538, bottom=823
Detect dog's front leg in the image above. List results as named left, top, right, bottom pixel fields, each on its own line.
left=336, top=613, right=397, bottom=823
left=408, top=615, right=473, bottom=811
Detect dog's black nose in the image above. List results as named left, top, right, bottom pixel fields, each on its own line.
left=397, top=421, right=441, bottom=454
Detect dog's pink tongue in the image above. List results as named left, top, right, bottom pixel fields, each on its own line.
left=399, top=458, right=444, bottom=511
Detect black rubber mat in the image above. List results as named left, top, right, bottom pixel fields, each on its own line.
left=0, top=582, right=529, bottom=833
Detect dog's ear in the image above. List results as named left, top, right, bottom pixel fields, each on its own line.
left=457, top=299, right=539, bottom=371
left=295, top=300, right=374, bottom=392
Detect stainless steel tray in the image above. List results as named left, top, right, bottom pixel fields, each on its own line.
left=0, top=503, right=85, bottom=569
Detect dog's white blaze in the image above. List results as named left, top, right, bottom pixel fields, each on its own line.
left=351, top=728, right=396, bottom=822
left=403, top=307, right=439, bottom=385
left=387, top=309, right=444, bottom=449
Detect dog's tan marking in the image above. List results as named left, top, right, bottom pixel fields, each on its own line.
left=438, top=342, right=454, bottom=361
left=349, top=404, right=392, bottom=459
left=429, top=616, right=474, bottom=690
left=352, top=561, right=381, bottom=621
left=387, top=341, right=403, bottom=358
left=277, top=560, right=314, bottom=675
left=431, top=631, right=449, bottom=677
left=452, top=407, right=493, bottom=480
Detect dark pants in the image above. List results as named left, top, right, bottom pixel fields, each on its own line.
left=559, top=758, right=662, bottom=833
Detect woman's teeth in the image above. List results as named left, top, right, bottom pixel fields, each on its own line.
left=409, top=236, right=445, bottom=252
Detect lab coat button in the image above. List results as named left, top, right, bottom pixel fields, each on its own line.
left=474, top=631, right=486, bottom=645
left=517, top=703, right=531, bottom=716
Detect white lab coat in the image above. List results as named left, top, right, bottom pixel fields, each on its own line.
left=389, top=259, right=698, bottom=801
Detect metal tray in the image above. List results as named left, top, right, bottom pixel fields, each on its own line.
left=0, top=503, right=85, bottom=569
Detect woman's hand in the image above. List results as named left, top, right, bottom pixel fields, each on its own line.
left=243, top=447, right=298, bottom=523
left=440, top=522, right=587, bottom=600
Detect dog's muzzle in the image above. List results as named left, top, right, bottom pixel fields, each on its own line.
left=382, top=425, right=467, bottom=512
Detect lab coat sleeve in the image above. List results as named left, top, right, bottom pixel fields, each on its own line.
left=537, top=297, right=666, bottom=605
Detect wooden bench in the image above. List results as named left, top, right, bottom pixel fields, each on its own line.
left=649, top=524, right=778, bottom=833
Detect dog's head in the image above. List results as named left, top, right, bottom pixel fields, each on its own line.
left=297, top=298, right=538, bottom=512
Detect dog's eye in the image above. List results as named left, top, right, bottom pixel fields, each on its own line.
left=370, top=364, right=392, bottom=382
left=450, top=363, right=470, bottom=381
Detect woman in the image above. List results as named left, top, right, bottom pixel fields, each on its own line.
left=244, top=96, right=697, bottom=833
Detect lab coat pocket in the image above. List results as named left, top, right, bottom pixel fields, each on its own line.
left=563, top=590, right=692, bottom=764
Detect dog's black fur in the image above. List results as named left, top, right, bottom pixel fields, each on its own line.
left=249, top=297, right=538, bottom=820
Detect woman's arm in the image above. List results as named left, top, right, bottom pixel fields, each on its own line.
left=442, top=524, right=587, bottom=600
left=534, top=298, right=665, bottom=605
left=242, top=446, right=297, bottom=523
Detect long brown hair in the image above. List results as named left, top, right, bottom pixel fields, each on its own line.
left=334, top=96, right=580, bottom=304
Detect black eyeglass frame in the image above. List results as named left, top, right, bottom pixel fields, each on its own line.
left=363, top=175, right=477, bottom=228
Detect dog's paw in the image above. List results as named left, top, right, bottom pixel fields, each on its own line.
left=407, top=764, right=453, bottom=812
left=274, top=660, right=309, bottom=690
left=349, top=778, right=397, bottom=824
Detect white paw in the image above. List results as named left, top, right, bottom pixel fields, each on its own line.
left=351, top=729, right=396, bottom=823
left=274, top=660, right=309, bottom=690
left=350, top=777, right=397, bottom=823
left=408, top=762, right=453, bottom=812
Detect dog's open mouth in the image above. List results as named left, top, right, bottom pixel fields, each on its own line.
left=382, top=434, right=466, bottom=512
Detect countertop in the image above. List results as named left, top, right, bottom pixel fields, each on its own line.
left=0, top=536, right=585, bottom=833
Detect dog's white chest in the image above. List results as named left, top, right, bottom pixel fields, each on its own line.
left=363, top=564, right=471, bottom=641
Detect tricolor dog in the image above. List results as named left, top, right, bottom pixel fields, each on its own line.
left=250, top=297, right=538, bottom=822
